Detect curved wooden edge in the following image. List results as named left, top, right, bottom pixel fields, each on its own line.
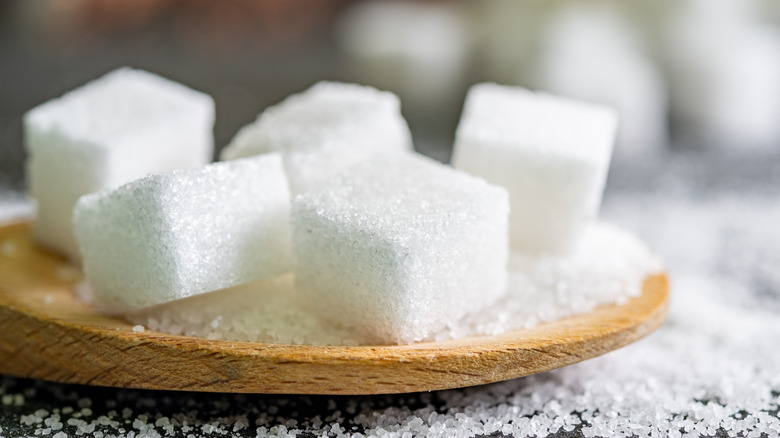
left=0, top=222, right=669, bottom=395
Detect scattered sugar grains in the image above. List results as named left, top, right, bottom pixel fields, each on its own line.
left=73, top=154, right=291, bottom=312
left=23, top=67, right=215, bottom=261
left=221, top=81, right=413, bottom=194
left=452, top=83, right=617, bottom=254
left=292, top=153, right=510, bottom=344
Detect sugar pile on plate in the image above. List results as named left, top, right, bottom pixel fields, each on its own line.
left=127, top=275, right=364, bottom=346
left=24, top=69, right=662, bottom=345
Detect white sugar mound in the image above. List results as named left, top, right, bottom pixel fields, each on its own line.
left=452, top=83, right=617, bottom=254
left=221, top=81, right=413, bottom=194
left=128, top=275, right=364, bottom=346
left=24, top=67, right=215, bottom=261
left=73, top=154, right=291, bottom=312
left=291, top=153, right=509, bottom=345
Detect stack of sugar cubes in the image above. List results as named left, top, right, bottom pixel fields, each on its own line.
left=26, top=67, right=625, bottom=345
left=24, top=67, right=215, bottom=261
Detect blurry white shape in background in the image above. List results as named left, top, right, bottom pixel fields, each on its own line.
left=336, top=0, right=469, bottom=112
left=468, top=0, right=547, bottom=86
left=666, top=0, right=780, bottom=149
left=533, top=5, right=668, bottom=159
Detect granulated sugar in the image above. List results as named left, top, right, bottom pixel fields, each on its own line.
left=128, top=275, right=364, bottom=346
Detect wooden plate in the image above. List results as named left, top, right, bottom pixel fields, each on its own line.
left=0, top=222, right=669, bottom=395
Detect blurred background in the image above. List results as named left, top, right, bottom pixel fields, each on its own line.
left=2, top=2, right=780, bottom=433
left=1, top=0, right=779, bottom=192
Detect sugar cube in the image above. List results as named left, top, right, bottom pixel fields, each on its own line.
left=291, top=153, right=509, bottom=344
left=24, top=67, right=215, bottom=260
left=73, top=154, right=291, bottom=312
left=452, top=83, right=617, bottom=254
left=220, top=81, right=412, bottom=194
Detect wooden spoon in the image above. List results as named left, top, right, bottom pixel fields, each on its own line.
left=0, top=222, right=668, bottom=395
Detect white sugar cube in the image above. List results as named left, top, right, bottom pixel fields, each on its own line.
left=291, top=153, right=509, bottom=344
left=452, top=83, right=617, bottom=254
left=220, top=81, right=412, bottom=194
left=24, top=67, right=215, bottom=261
left=73, top=154, right=291, bottom=312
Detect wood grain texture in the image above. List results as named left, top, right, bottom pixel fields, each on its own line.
left=0, top=222, right=669, bottom=395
